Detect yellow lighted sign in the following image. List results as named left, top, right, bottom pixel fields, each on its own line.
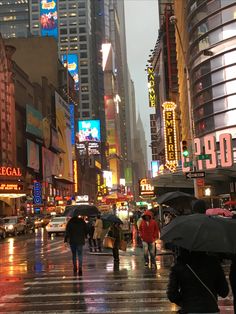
left=147, top=67, right=156, bottom=108
left=73, top=160, right=78, bottom=193
left=162, top=101, right=178, bottom=172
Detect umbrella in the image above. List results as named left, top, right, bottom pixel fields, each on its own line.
left=206, top=208, right=233, bottom=217
left=160, top=213, right=236, bottom=254
left=64, top=205, right=100, bottom=217
left=157, top=191, right=196, bottom=205
left=224, top=200, right=236, bottom=206
left=101, top=214, right=123, bottom=225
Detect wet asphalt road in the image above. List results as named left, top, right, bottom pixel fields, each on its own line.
left=0, top=228, right=234, bottom=313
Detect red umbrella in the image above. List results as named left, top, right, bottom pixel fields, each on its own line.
left=224, top=200, right=236, bottom=206
left=206, top=208, right=233, bottom=217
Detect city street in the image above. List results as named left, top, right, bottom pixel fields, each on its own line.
left=0, top=230, right=234, bottom=313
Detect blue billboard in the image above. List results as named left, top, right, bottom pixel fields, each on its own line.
left=78, top=120, right=101, bottom=142
left=40, top=0, right=58, bottom=39
left=61, top=54, right=79, bottom=90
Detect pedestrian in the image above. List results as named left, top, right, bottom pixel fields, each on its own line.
left=229, top=255, right=236, bottom=313
left=192, top=199, right=207, bottom=214
left=93, top=214, right=103, bottom=252
left=139, top=210, right=159, bottom=269
left=64, top=215, right=87, bottom=276
left=167, top=249, right=229, bottom=314
left=86, top=218, right=96, bottom=252
left=107, top=222, right=123, bottom=264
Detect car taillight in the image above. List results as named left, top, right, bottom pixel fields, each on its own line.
left=48, top=224, right=52, bottom=227
left=60, top=223, right=66, bottom=227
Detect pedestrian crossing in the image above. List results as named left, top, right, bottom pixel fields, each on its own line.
left=0, top=236, right=234, bottom=313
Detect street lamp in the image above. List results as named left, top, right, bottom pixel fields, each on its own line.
left=170, top=16, right=199, bottom=198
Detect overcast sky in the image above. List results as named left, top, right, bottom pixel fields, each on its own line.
left=124, top=0, right=159, bottom=168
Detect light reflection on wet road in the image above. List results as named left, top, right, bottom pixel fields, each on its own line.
left=0, top=229, right=233, bottom=313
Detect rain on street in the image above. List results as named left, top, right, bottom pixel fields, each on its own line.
left=0, top=230, right=234, bottom=313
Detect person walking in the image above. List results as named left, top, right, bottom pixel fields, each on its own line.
left=167, top=249, right=229, bottom=314
left=93, top=214, right=103, bottom=252
left=64, top=215, right=87, bottom=276
left=107, top=222, right=123, bottom=264
left=86, top=218, right=96, bottom=252
left=139, top=210, right=159, bottom=269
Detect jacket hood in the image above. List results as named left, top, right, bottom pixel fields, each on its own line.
left=142, top=210, right=153, bottom=218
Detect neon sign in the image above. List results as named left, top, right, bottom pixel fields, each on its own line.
left=0, top=184, right=23, bottom=191
left=73, top=160, right=78, bottom=193
left=139, top=178, right=154, bottom=197
left=162, top=102, right=178, bottom=172
left=0, top=167, right=22, bottom=177
left=147, top=67, right=156, bottom=107
left=182, top=133, right=234, bottom=172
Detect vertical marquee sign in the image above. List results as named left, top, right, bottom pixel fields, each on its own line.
left=147, top=67, right=156, bottom=107
left=162, top=101, right=178, bottom=172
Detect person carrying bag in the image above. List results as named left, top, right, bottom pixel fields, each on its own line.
left=167, top=249, right=229, bottom=314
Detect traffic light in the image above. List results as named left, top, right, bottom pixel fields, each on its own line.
left=182, top=140, right=189, bottom=157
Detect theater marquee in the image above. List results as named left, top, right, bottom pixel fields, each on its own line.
left=162, top=102, right=178, bottom=172
left=147, top=67, right=156, bottom=108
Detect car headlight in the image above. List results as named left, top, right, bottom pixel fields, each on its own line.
left=8, top=225, right=14, bottom=230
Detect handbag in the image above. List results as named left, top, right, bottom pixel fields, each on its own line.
left=186, top=264, right=218, bottom=305
left=103, top=235, right=115, bottom=249
left=119, top=239, right=127, bottom=251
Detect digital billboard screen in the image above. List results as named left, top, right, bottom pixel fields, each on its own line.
left=78, top=120, right=101, bottom=142
left=61, top=54, right=79, bottom=90
left=40, top=0, right=58, bottom=39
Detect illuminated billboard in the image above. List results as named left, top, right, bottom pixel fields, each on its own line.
left=162, top=102, right=178, bottom=172
left=77, top=120, right=101, bottom=142
left=151, top=160, right=160, bottom=178
left=40, top=0, right=58, bottom=39
left=61, top=54, right=79, bottom=90
left=147, top=67, right=156, bottom=107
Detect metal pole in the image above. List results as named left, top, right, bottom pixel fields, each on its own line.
left=170, top=16, right=199, bottom=198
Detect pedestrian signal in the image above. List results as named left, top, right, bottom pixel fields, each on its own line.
left=182, top=140, right=189, bottom=157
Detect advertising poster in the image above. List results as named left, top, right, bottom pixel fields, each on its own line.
left=61, top=54, right=79, bottom=90
left=42, top=147, right=60, bottom=181
left=151, top=160, right=160, bottom=178
left=77, top=120, right=101, bottom=142
left=69, top=104, right=75, bottom=145
left=27, top=140, right=40, bottom=172
left=55, top=92, right=73, bottom=182
left=26, top=104, right=43, bottom=138
left=40, top=0, right=58, bottom=39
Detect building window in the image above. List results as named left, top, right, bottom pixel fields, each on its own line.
left=80, top=52, right=87, bottom=58
left=79, top=35, right=86, bottom=42
left=69, top=28, right=77, bottom=34
left=79, top=27, right=86, bottom=33
left=82, top=94, right=89, bottom=100
left=60, top=29, right=67, bottom=35
left=82, top=103, right=89, bottom=109
left=81, top=77, right=88, bottom=83
left=82, top=111, right=90, bottom=117
left=80, top=43, right=87, bottom=50
left=81, top=85, right=88, bottom=92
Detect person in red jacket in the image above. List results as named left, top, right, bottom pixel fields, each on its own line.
left=139, top=210, right=159, bottom=269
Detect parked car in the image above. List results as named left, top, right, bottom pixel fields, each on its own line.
left=3, top=216, right=27, bottom=236
left=46, top=216, right=69, bottom=236
left=0, top=218, right=6, bottom=239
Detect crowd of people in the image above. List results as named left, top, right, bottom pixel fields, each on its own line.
left=63, top=201, right=236, bottom=313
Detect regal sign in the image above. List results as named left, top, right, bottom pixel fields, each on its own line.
left=147, top=67, right=156, bottom=107
left=182, top=133, right=234, bottom=172
left=0, top=167, right=22, bottom=177
left=162, top=102, right=178, bottom=172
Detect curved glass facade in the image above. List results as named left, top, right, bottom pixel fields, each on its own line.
left=187, top=0, right=236, bottom=137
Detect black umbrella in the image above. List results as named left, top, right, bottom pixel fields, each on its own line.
left=157, top=191, right=196, bottom=205
left=161, top=213, right=236, bottom=254
left=64, top=205, right=100, bottom=217
left=101, top=214, right=123, bottom=225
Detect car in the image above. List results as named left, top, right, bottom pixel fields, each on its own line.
left=0, top=218, right=6, bottom=239
left=46, top=216, right=69, bottom=236
left=3, top=216, right=27, bottom=236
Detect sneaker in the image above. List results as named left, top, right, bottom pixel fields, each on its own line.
left=78, top=268, right=83, bottom=276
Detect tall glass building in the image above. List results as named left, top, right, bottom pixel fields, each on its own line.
left=0, top=0, right=29, bottom=38
left=187, top=0, right=236, bottom=138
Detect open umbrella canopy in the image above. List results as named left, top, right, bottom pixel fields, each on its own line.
left=161, top=213, right=236, bottom=254
left=157, top=191, right=196, bottom=205
left=206, top=208, right=233, bottom=217
left=224, top=200, right=236, bottom=206
left=101, top=214, right=123, bottom=225
left=64, top=205, right=100, bottom=217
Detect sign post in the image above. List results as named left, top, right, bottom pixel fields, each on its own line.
left=185, top=171, right=205, bottom=179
